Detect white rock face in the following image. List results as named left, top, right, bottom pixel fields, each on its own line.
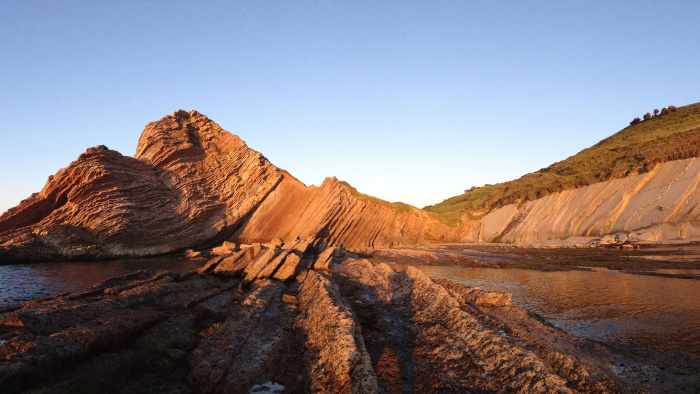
left=481, top=158, right=700, bottom=243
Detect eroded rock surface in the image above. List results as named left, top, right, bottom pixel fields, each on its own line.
left=0, top=111, right=282, bottom=261
left=0, top=110, right=467, bottom=262
left=3, top=244, right=687, bottom=393
left=297, top=270, right=378, bottom=393
left=481, top=157, right=700, bottom=244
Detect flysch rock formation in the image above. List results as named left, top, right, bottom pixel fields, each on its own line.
left=6, top=108, right=700, bottom=259
left=230, top=174, right=472, bottom=250
left=0, top=110, right=467, bottom=262
left=480, top=157, right=700, bottom=244
left=5, top=242, right=684, bottom=393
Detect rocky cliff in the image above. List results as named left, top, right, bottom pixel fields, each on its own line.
left=480, top=157, right=700, bottom=243
left=0, top=110, right=463, bottom=262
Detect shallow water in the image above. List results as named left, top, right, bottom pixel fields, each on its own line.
left=0, top=256, right=204, bottom=309
left=649, top=268, right=700, bottom=275
left=391, top=262, right=700, bottom=354
left=3, top=256, right=699, bottom=355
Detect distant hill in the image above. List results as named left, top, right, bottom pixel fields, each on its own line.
left=425, top=101, right=700, bottom=222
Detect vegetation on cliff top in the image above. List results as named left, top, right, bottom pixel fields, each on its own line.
left=339, top=180, right=465, bottom=226
left=425, top=101, right=700, bottom=219
left=339, top=181, right=412, bottom=213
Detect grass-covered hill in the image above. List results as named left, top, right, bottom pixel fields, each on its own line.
left=425, top=101, right=700, bottom=223
left=340, top=181, right=412, bottom=213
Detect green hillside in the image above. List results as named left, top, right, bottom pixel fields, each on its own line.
left=340, top=181, right=412, bottom=213
left=425, top=101, right=700, bottom=221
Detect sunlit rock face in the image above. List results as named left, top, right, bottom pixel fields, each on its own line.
left=0, top=110, right=282, bottom=261
left=231, top=175, right=472, bottom=250
left=480, top=157, right=700, bottom=244
left=0, top=110, right=463, bottom=261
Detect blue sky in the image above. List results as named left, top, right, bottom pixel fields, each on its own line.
left=1, top=1, right=699, bottom=213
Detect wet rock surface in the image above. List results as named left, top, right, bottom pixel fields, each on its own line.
left=2, top=243, right=698, bottom=393
left=371, top=243, right=700, bottom=278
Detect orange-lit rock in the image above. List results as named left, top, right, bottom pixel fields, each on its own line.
left=0, top=110, right=467, bottom=262
left=231, top=175, right=470, bottom=249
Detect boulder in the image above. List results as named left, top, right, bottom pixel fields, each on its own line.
left=313, top=247, right=337, bottom=270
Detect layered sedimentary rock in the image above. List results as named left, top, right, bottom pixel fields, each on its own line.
left=0, top=110, right=281, bottom=261
left=7, top=108, right=700, bottom=260
left=481, top=157, right=700, bottom=243
left=4, top=247, right=677, bottom=393
left=231, top=175, right=472, bottom=249
left=0, top=110, right=463, bottom=262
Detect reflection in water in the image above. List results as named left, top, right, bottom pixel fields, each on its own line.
left=3, top=257, right=700, bottom=355
left=642, top=255, right=700, bottom=262
left=392, top=263, right=700, bottom=354
left=649, top=268, right=700, bottom=275
left=0, top=257, right=203, bottom=309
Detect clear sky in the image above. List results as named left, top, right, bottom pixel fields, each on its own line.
left=1, top=1, right=699, bottom=214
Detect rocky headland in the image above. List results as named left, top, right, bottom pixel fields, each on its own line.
left=0, top=110, right=469, bottom=263
left=4, top=109, right=700, bottom=263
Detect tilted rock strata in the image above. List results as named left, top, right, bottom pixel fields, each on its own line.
left=371, top=247, right=493, bottom=268
left=231, top=174, right=472, bottom=249
left=6, top=110, right=700, bottom=260
left=0, top=110, right=282, bottom=261
left=394, top=266, right=575, bottom=392
left=433, top=277, right=512, bottom=306
left=133, top=110, right=284, bottom=247
left=0, top=110, right=466, bottom=262
left=0, top=248, right=660, bottom=393
left=481, top=157, right=700, bottom=243
left=331, top=259, right=620, bottom=393
left=297, top=270, right=378, bottom=393
left=188, top=279, right=293, bottom=393
left=0, top=146, right=190, bottom=260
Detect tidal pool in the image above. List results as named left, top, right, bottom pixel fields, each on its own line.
left=391, top=262, right=700, bottom=354
left=3, top=256, right=700, bottom=355
left=0, top=256, right=203, bottom=309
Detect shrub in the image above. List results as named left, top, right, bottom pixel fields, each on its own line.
left=661, top=108, right=669, bottom=116
left=630, top=117, right=641, bottom=125
left=669, top=105, right=677, bottom=112
left=654, top=109, right=660, bottom=116
left=644, top=113, right=652, bottom=120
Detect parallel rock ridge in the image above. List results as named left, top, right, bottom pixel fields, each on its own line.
left=2, top=249, right=662, bottom=393
left=0, top=110, right=461, bottom=262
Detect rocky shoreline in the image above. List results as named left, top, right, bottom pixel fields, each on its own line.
left=2, top=241, right=697, bottom=393
left=371, top=243, right=700, bottom=280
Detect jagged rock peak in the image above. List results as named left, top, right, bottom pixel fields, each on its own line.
left=0, top=110, right=468, bottom=262
left=76, top=145, right=111, bottom=161
left=135, top=109, right=248, bottom=168
left=0, top=109, right=286, bottom=261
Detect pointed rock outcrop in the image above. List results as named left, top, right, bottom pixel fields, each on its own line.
left=0, top=110, right=465, bottom=262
